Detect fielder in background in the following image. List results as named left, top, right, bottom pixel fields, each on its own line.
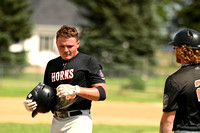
left=160, top=28, right=200, bottom=133
left=24, top=25, right=107, bottom=133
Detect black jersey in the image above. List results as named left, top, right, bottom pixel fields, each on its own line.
left=163, top=64, right=200, bottom=131
left=43, top=52, right=105, bottom=111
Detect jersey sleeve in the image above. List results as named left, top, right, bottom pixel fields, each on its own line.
left=163, top=76, right=179, bottom=112
left=87, top=56, right=105, bottom=84
left=43, top=61, right=52, bottom=86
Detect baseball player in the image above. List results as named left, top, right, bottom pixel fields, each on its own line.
left=24, top=25, right=107, bottom=133
left=160, top=28, right=200, bottom=133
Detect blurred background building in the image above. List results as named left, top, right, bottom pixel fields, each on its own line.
left=9, top=0, right=86, bottom=67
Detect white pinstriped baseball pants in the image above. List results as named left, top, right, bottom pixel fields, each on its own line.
left=50, top=110, right=92, bottom=133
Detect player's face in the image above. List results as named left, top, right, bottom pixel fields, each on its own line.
left=56, top=37, right=80, bottom=60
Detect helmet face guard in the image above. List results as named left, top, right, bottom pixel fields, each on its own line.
left=168, top=28, right=200, bottom=49
left=26, top=82, right=57, bottom=117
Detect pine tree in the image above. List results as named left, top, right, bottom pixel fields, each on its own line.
left=175, top=0, right=200, bottom=31
left=70, top=0, right=165, bottom=70
left=0, top=0, right=33, bottom=65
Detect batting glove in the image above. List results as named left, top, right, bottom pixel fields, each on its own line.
left=56, top=84, right=80, bottom=98
left=23, top=99, right=37, bottom=112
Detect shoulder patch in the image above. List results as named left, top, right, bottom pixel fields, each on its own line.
left=163, top=94, right=169, bottom=109
left=99, top=69, right=105, bottom=80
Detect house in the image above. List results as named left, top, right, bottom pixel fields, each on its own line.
left=10, top=0, right=86, bottom=67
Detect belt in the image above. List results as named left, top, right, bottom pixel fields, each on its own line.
left=54, top=110, right=82, bottom=119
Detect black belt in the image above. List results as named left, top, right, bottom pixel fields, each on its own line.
left=54, top=110, right=82, bottom=118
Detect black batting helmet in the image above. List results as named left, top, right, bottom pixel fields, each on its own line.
left=168, top=28, right=200, bottom=49
left=26, top=82, right=57, bottom=117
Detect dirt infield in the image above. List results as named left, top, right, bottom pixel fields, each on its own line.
left=0, top=97, right=162, bottom=126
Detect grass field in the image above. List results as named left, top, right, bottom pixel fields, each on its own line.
left=0, top=70, right=169, bottom=133
left=0, top=72, right=170, bottom=102
left=0, top=123, right=158, bottom=133
left=0, top=49, right=179, bottom=102
left=0, top=51, right=179, bottom=133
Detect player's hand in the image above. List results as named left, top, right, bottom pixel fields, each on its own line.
left=56, top=84, right=80, bottom=98
left=23, top=99, right=37, bottom=112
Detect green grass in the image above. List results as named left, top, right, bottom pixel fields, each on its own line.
left=93, top=124, right=158, bottom=133
left=0, top=123, right=51, bottom=133
left=0, top=72, right=165, bottom=102
left=0, top=68, right=176, bottom=103
left=0, top=73, right=43, bottom=97
left=0, top=123, right=158, bottom=133
left=0, top=51, right=180, bottom=102
left=105, top=76, right=167, bottom=102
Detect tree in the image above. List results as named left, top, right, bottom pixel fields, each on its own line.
left=70, top=0, right=166, bottom=72
left=0, top=0, right=33, bottom=65
left=172, top=0, right=200, bottom=31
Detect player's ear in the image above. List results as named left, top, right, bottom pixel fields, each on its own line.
left=77, top=40, right=80, bottom=48
left=56, top=40, right=58, bottom=46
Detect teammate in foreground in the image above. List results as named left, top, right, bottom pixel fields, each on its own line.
left=24, top=25, right=107, bottom=133
left=159, top=28, right=200, bottom=133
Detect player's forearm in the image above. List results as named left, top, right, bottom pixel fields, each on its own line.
left=159, top=122, right=173, bottom=133
left=159, top=111, right=175, bottom=133
left=78, top=87, right=100, bottom=101
left=79, top=84, right=107, bottom=101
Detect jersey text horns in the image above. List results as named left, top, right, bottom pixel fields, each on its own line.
left=51, top=69, right=74, bottom=82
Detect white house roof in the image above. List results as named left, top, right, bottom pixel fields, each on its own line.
left=30, top=0, right=87, bottom=26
